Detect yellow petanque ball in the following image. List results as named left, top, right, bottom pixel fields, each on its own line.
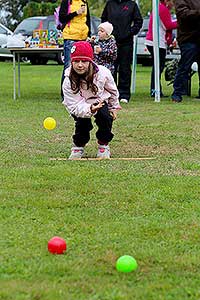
left=43, top=117, right=56, bottom=130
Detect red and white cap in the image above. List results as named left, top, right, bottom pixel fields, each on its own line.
left=70, top=41, right=94, bottom=62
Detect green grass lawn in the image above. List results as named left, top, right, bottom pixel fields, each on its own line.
left=1, top=61, right=200, bottom=300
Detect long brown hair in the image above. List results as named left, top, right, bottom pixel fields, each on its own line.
left=69, top=62, right=98, bottom=95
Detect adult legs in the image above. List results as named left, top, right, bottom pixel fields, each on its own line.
left=147, top=45, right=166, bottom=96
left=61, top=39, right=75, bottom=99
left=114, top=42, right=133, bottom=101
left=172, top=42, right=200, bottom=102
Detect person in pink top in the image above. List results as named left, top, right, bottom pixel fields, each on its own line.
left=145, top=0, right=177, bottom=97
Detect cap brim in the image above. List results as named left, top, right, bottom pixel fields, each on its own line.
left=71, top=56, right=93, bottom=62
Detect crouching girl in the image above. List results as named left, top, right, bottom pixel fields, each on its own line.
left=62, top=41, right=121, bottom=159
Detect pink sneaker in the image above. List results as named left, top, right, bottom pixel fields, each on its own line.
left=97, top=144, right=110, bottom=159
left=69, top=146, right=84, bottom=160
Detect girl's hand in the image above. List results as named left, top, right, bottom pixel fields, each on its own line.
left=94, top=45, right=101, bottom=54
left=77, top=5, right=86, bottom=15
left=110, top=111, right=117, bottom=120
left=90, top=102, right=104, bottom=113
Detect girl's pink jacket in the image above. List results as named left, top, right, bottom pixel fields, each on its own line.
left=62, top=65, right=121, bottom=118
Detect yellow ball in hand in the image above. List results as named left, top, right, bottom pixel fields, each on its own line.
left=43, top=117, right=56, bottom=130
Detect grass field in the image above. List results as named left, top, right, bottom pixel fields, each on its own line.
left=1, top=61, right=200, bottom=300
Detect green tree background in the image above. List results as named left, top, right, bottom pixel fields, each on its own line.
left=0, top=0, right=152, bottom=29
left=89, top=0, right=151, bottom=17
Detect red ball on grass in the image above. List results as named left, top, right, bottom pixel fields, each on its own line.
left=48, top=236, right=67, bottom=254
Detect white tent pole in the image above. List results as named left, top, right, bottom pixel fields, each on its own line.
left=131, top=0, right=139, bottom=94
left=131, top=35, right=138, bottom=94
left=152, top=0, right=160, bottom=102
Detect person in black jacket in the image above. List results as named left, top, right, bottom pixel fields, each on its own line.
left=101, top=0, right=143, bottom=103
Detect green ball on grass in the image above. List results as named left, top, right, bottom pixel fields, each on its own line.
left=116, top=255, right=138, bottom=273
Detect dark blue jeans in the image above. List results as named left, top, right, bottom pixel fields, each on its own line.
left=63, top=39, right=75, bottom=70
left=61, top=40, right=75, bottom=99
left=172, top=42, right=200, bottom=101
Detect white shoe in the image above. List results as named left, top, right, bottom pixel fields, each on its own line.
left=69, top=146, right=84, bottom=160
left=97, top=144, right=110, bottom=159
left=120, top=98, right=128, bottom=104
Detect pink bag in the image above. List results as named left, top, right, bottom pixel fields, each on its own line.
left=54, top=2, right=70, bottom=31
left=54, top=6, right=65, bottom=31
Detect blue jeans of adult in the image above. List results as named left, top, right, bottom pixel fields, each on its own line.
left=61, top=39, right=75, bottom=99
left=172, top=42, right=200, bottom=101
